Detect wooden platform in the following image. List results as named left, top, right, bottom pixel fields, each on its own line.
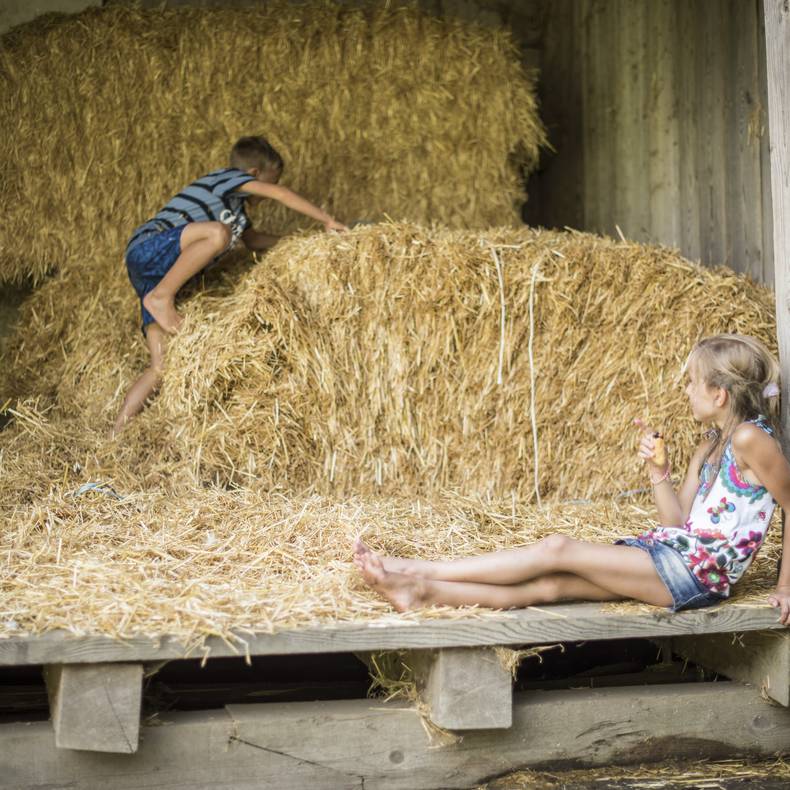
left=2, top=601, right=787, bottom=757
left=0, top=602, right=784, bottom=666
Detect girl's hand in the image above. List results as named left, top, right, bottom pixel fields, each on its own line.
left=324, top=219, right=348, bottom=232
left=634, top=417, right=668, bottom=472
left=768, top=587, right=790, bottom=626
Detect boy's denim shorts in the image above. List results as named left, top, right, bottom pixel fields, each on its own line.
left=125, top=226, right=186, bottom=332
left=616, top=537, right=725, bottom=612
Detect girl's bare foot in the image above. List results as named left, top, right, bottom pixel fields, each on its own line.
left=358, top=551, right=428, bottom=612
left=143, top=292, right=183, bottom=334
left=352, top=537, right=432, bottom=577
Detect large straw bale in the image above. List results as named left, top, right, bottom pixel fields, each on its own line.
left=148, top=224, right=776, bottom=502
left=0, top=1, right=545, bottom=284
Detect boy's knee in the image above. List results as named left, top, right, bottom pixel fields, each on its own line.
left=208, top=222, right=232, bottom=250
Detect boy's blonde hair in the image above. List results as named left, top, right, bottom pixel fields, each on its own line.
left=687, top=335, right=781, bottom=475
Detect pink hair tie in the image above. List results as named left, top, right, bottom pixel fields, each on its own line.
left=763, top=382, right=780, bottom=398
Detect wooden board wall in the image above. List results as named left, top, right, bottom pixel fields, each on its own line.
left=532, top=0, right=771, bottom=285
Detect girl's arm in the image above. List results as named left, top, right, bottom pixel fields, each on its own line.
left=732, top=424, right=790, bottom=625
left=239, top=182, right=347, bottom=231
left=635, top=418, right=710, bottom=527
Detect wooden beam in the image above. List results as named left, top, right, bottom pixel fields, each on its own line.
left=763, top=0, right=790, bottom=434
left=43, top=663, right=142, bottom=753
left=673, top=630, right=790, bottom=706
left=2, top=684, right=789, bottom=789
left=409, top=647, right=512, bottom=729
left=1, top=603, right=785, bottom=667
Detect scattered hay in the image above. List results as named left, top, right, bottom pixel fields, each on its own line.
left=0, top=488, right=780, bottom=642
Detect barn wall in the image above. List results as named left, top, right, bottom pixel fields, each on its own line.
left=534, top=0, right=771, bottom=285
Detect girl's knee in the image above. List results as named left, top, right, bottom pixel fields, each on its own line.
left=540, top=533, right=573, bottom=559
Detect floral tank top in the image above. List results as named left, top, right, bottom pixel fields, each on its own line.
left=643, top=417, right=776, bottom=597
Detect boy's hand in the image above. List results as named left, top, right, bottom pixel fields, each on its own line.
left=634, top=417, right=667, bottom=471
left=768, top=586, right=790, bottom=625
left=324, top=219, right=348, bottom=232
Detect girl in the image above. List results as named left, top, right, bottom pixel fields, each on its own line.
left=354, top=334, right=790, bottom=625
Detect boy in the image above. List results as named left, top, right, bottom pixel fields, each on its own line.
left=113, top=135, right=347, bottom=435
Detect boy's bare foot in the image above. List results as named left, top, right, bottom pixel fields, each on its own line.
left=353, top=537, right=430, bottom=577
left=358, top=551, right=427, bottom=612
left=143, top=292, right=183, bottom=334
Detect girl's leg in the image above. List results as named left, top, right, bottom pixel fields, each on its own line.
left=358, top=552, right=624, bottom=613
left=143, top=222, right=231, bottom=332
left=112, top=323, right=168, bottom=436
left=355, top=536, right=673, bottom=608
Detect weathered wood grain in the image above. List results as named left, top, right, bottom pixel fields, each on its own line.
left=43, top=663, right=142, bottom=753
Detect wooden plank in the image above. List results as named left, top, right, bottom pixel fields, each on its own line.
left=43, top=662, right=142, bottom=753
left=614, top=0, right=650, bottom=241
left=409, top=647, right=512, bottom=729
left=763, top=0, right=790, bottom=434
left=0, top=603, right=785, bottom=667
left=723, top=0, right=764, bottom=280
left=673, top=630, right=790, bottom=706
left=696, top=2, right=728, bottom=266
left=758, top=0, right=774, bottom=287
left=674, top=0, right=702, bottom=262
left=2, top=684, right=790, bottom=789
left=646, top=0, right=681, bottom=248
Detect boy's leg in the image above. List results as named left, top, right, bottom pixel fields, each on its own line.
left=354, top=536, right=672, bottom=607
left=112, top=323, right=168, bottom=436
left=359, top=552, right=624, bottom=612
left=142, top=222, right=231, bottom=332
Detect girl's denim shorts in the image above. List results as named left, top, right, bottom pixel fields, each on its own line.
left=616, top=537, right=725, bottom=612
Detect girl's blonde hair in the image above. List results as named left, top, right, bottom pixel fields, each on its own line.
left=686, top=334, right=781, bottom=468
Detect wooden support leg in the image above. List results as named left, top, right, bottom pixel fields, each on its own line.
left=673, top=630, right=790, bottom=706
left=43, top=662, right=143, bottom=752
left=409, top=647, right=512, bottom=730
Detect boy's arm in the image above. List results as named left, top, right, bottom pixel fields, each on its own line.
left=241, top=228, right=280, bottom=252
left=239, top=182, right=347, bottom=231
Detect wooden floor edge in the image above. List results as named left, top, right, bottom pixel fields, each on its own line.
left=0, top=601, right=784, bottom=666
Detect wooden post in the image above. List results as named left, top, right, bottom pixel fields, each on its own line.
left=763, top=1, right=790, bottom=435
left=408, top=647, right=512, bottom=730
left=44, top=663, right=143, bottom=752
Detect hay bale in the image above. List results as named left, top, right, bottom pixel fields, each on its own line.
left=0, top=1, right=545, bottom=285
left=150, top=224, right=776, bottom=502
